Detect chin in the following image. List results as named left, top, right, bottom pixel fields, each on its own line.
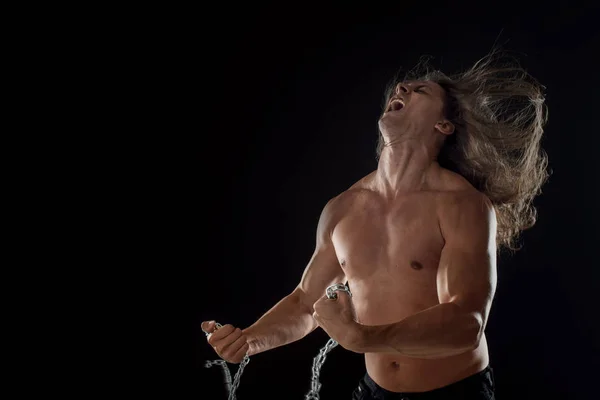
left=378, top=115, right=403, bottom=133
left=378, top=113, right=392, bottom=127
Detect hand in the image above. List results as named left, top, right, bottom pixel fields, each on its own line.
left=202, top=321, right=249, bottom=364
left=312, top=289, right=363, bottom=352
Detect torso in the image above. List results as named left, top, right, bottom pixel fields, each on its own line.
left=331, top=171, right=489, bottom=392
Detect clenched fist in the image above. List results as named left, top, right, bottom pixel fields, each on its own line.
left=202, top=321, right=250, bottom=364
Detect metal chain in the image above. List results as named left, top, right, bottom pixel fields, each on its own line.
left=227, top=354, right=250, bottom=400
left=303, top=282, right=350, bottom=399
left=304, top=338, right=339, bottom=400
left=204, top=359, right=232, bottom=393
left=203, top=322, right=251, bottom=400
left=203, top=283, right=350, bottom=400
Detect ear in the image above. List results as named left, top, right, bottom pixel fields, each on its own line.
left=435, top=119, right=455, bottom=136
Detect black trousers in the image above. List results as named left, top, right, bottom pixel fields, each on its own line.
left=351, top=366, right=495, bottom=400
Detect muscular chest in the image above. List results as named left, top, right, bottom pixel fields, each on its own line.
left=336, top=196, right=441, bottom=259
left=331, top=196, right=444, bottom=300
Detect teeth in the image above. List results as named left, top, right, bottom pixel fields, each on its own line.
left=389, top=100, right=404, bottom=111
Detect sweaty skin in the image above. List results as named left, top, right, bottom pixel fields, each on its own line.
left=327, top=168, right=492, bottom=392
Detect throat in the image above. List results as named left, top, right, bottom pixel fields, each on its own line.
left=375, top=153, right=439, bottom=196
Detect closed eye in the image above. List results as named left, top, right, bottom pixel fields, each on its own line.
left=414, top=86, right=427, bottom=93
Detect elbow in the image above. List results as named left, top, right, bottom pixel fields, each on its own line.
left=291, top=288, right=315, bottom=314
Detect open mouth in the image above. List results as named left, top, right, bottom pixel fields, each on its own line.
left=387, top=99, right=405, bottom=112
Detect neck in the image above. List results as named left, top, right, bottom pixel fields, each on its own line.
left=376, top=140, right=440, bottom=198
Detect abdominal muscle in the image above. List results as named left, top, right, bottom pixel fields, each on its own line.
left=351, top=281, right=489, bottom=393
left=364, top=336, right=489, bottom=392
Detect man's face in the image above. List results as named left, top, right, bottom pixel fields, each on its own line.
left=378, top=80, right=449, bottom=138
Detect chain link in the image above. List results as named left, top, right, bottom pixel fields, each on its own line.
left=203, top=282, right=349, bottom=399
left=203, top=326, right=340, bottom=400
left=304, top=283, right=350, bottom=400
left=304, top=338, right=339, bottom=400
left=203, top=323, right=251, bottom=400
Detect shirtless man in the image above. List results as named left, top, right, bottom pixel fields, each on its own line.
left=202, top=51, right=548, bottom=399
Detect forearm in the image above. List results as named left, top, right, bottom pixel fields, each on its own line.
left=357, top=302, right=482, bottom=359
left=242, top=292, right=317, bottom=356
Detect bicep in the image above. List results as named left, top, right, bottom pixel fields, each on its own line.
left=295, top=243, right=346, bottom=312
left=294, top=197, right=346, bottom=312
left=436, top=194, right=497, bottom=323
left=437, top=247, right=496, bottom=312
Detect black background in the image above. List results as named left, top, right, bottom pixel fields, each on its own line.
left=193, top=3, right=600, bottom=399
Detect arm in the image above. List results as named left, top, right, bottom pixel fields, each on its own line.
left=243, top=196, right=346, bottom=356
left=355, top=193, right=497, bottom=359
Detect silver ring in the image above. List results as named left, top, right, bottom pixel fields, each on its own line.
left=326, top=283, right=352, bottom=300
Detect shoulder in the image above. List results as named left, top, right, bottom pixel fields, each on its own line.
left=442, top=190, right=494, bottom=223
left=436, top=167, right=477, bottom=192
left=348, top=170, right=378, bottom=190
left=331, top=171, right=379, bottom=208
left=434, top=167, right=494, bottom=217
left=319, top=172, right=379, bottom=224
left=433, top=168, right=496, bottom=241
left=437, top=188, right=496, bottom=248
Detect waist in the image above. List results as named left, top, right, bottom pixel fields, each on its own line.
left=363, top=363, right=494, bottom=395
left=364, top=340, right=489, bottom=392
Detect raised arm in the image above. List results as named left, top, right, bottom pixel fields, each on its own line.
left=243, top=196, right=346, bottom=355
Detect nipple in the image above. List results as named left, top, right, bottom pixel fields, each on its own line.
left=410, top=261, right=423, bottom=270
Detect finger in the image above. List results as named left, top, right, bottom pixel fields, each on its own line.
left=335, top=290, right=351, bottom=303
left=212, top=327, right=242, bottom=351
left=230, top=341, right=250, bottom=364
left=220, top=330, right=246, bottom=359
left=312, top=311, right=321, bottom=323
left=201, top=320, right=216, bottom=333
left=207, top=324, right=235, bottom=344
left=333, top=288, right=352, bottom=300
left=313, top=299, right=320, bottom=310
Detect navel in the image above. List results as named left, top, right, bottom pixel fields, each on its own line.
left=410, top=261, right=423, bottom=270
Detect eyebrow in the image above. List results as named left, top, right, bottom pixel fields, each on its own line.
left=412, top=82, right=431, bottom=93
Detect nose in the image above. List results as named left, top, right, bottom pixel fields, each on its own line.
left=396, top=83, right=409, bottom=94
